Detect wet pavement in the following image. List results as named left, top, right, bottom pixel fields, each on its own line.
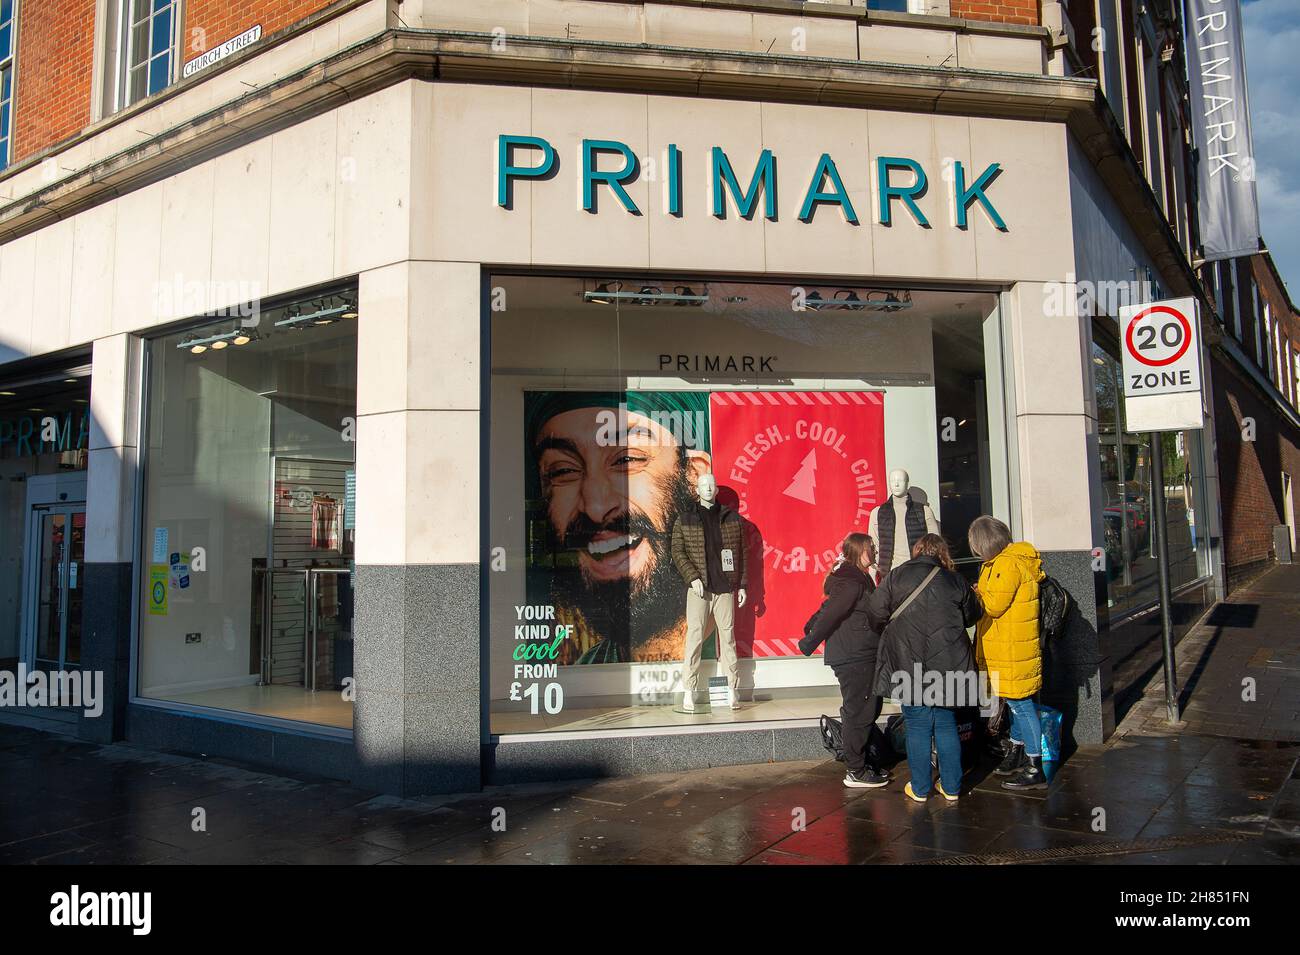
left=0, top=723, right=1295, bottom=865
left=1, top=568, right=1298, bottom=865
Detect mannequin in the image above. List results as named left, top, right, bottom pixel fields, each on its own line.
left=868, top=468, right=939, bottom=576
left=670, top=473, right=747, bottom=711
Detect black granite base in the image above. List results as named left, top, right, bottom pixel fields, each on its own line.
left=487, top=723, right=827, bottom=786
left=1039, top=549, right=1108, bottom=749
left=352, top=563, right=481, bottom=797
left=78, top=562, right=133, bottom=743
left=126, top=704, right=356, bottom=780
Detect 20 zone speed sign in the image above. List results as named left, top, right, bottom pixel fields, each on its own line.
left=1120, top=297, right=1202, bottom=398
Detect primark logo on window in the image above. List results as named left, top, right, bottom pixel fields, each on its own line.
left=49, top=886, right=152, bottom=935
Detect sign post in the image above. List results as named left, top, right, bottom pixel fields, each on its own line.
left=1118, top=296, right=1206, bottom=724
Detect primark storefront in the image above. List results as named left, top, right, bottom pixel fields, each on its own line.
left=0, top=65, right=1220, bottom=793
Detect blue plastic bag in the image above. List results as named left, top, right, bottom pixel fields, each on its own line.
left=1039, top=704, right=1063, bottom=763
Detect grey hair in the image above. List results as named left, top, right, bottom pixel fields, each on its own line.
left=967, top=515, right=1013, bottom=561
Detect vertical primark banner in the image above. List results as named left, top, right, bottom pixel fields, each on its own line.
left=1185, top=0, right=1261, bottom=260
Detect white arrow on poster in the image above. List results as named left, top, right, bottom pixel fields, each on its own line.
left=1118, top=296, right=1205, bottom=433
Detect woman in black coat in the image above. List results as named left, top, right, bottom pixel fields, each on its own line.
left=867, top=534, right=983, bottom=802
left=798, top=533, right=890, bottom=788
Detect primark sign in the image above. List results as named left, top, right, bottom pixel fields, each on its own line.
left=1185, top=0, right=1260, bottom=260
left=495, top=135, right=1008, bottom=230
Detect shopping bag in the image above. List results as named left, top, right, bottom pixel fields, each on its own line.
left=1039, top=704, right=1063, bottom=763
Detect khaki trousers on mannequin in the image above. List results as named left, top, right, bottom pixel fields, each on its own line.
left=682, top=589, right=738, bottom=696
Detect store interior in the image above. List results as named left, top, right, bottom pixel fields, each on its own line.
left=137, top=291, right=358, bottom=731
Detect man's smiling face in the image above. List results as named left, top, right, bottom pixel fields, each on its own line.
left=536, top=408, right=687, bottom=595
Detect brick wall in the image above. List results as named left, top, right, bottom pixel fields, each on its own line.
left=6, top=0, right=336, bottom=168
left=11, top=0, right=96, bottom=163
left=1211, top=354, right=1300, bottom=591
left=183, top=0, right=335, bottom=63
left=950, top=0, right=1041, bottom=26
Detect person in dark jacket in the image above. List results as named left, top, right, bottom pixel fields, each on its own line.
left=798, top=533, right=890, bottom=788
left=868, top=534, right=983, bottom=802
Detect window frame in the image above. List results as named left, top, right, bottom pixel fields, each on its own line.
left=109, top=0, right=183, bottom=114
left=0, top=0, right=18, bottom=172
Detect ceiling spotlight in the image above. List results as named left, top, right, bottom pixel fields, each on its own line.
left=586, top=282, right=619, bottom=305
left=803, top=291, right=825, bottom=310
left=275, top=304, right=349, bottom=328
left=864, top=291, right=913, bottom=313
left=189, top=343, right=207, bottom=354
left=836, top=291, right=865, bottom=311
left=0, top=390, right=15, bottom=396
left=341, top=309, right=358, bottom=320
left=233, top=331, right=254, bottom=346
left=211, top=339, right=230, bottom=350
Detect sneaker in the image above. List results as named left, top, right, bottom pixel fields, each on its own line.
left=843, top=767, right=890, bottom=789
left=935, top=782, right=960, bottom=802
left=682, top=693, right=696, bottom=713
left=904, top=781, right=928, bottom=803
left=729, top=689, right=742, bottom=710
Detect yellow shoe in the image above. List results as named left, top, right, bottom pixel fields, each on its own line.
left=904, top=782, right=928, bottom=803
left=936, top=782, right=960, bottom=802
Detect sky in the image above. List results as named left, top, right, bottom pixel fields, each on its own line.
left=1241, top=0, right=1300, bottom=298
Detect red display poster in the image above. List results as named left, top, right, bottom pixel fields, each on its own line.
left=709, top=392, right=887, bottom=657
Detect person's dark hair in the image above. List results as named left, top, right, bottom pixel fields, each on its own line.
left=825, top=532, right=875, bottom=586
left=967, top=515, right=1013, bottom=562
left=911, top=533, right=955, bottom=571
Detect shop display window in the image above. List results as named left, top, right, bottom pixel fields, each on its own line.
left=1092, top=340, right=1211, bottom=623
left=488, top=275, right=1010, bottom=735
left=137, top=289, right=359, bottom=730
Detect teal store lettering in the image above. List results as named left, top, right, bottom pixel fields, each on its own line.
left=496, top=135, right=1007, bottom=230
left=0, top=411, right=90, bottom=459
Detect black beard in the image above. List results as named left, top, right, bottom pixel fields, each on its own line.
left=544, top=461, right=696, bottom=660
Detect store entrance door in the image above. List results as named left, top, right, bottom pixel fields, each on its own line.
left=24, top=503, right=86, bottom=672
left=21, top=500, right=86, bottom=673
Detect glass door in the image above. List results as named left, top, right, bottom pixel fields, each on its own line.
left=28, top=503, right=85, bottom=671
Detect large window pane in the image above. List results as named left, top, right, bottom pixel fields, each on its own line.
left=1092, top=341, right=1209, bottom=621
left=138, top=290, right=359, bottom=729
left=489, top=276, right=1008, bottom=736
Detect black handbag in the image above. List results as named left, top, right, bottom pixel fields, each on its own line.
left=819, top=714, right=846, bottom=762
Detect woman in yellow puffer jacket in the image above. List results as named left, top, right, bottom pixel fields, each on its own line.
left=968, top=516, right=1048, bottom=791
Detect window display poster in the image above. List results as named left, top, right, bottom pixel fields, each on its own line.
left=521, top=390, right=886, bottom=666
left=709, top=391, right=886, bottom=656
left=148, top=565, right=169, bottom=616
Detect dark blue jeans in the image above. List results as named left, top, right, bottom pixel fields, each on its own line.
left=901, top=704, right=962, bottom=797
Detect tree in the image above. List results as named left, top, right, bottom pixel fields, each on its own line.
left=783, top=449, right=818, bottom=504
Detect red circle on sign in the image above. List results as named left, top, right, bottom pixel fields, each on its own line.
left=1125, top=305, right=1192, bottom=367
